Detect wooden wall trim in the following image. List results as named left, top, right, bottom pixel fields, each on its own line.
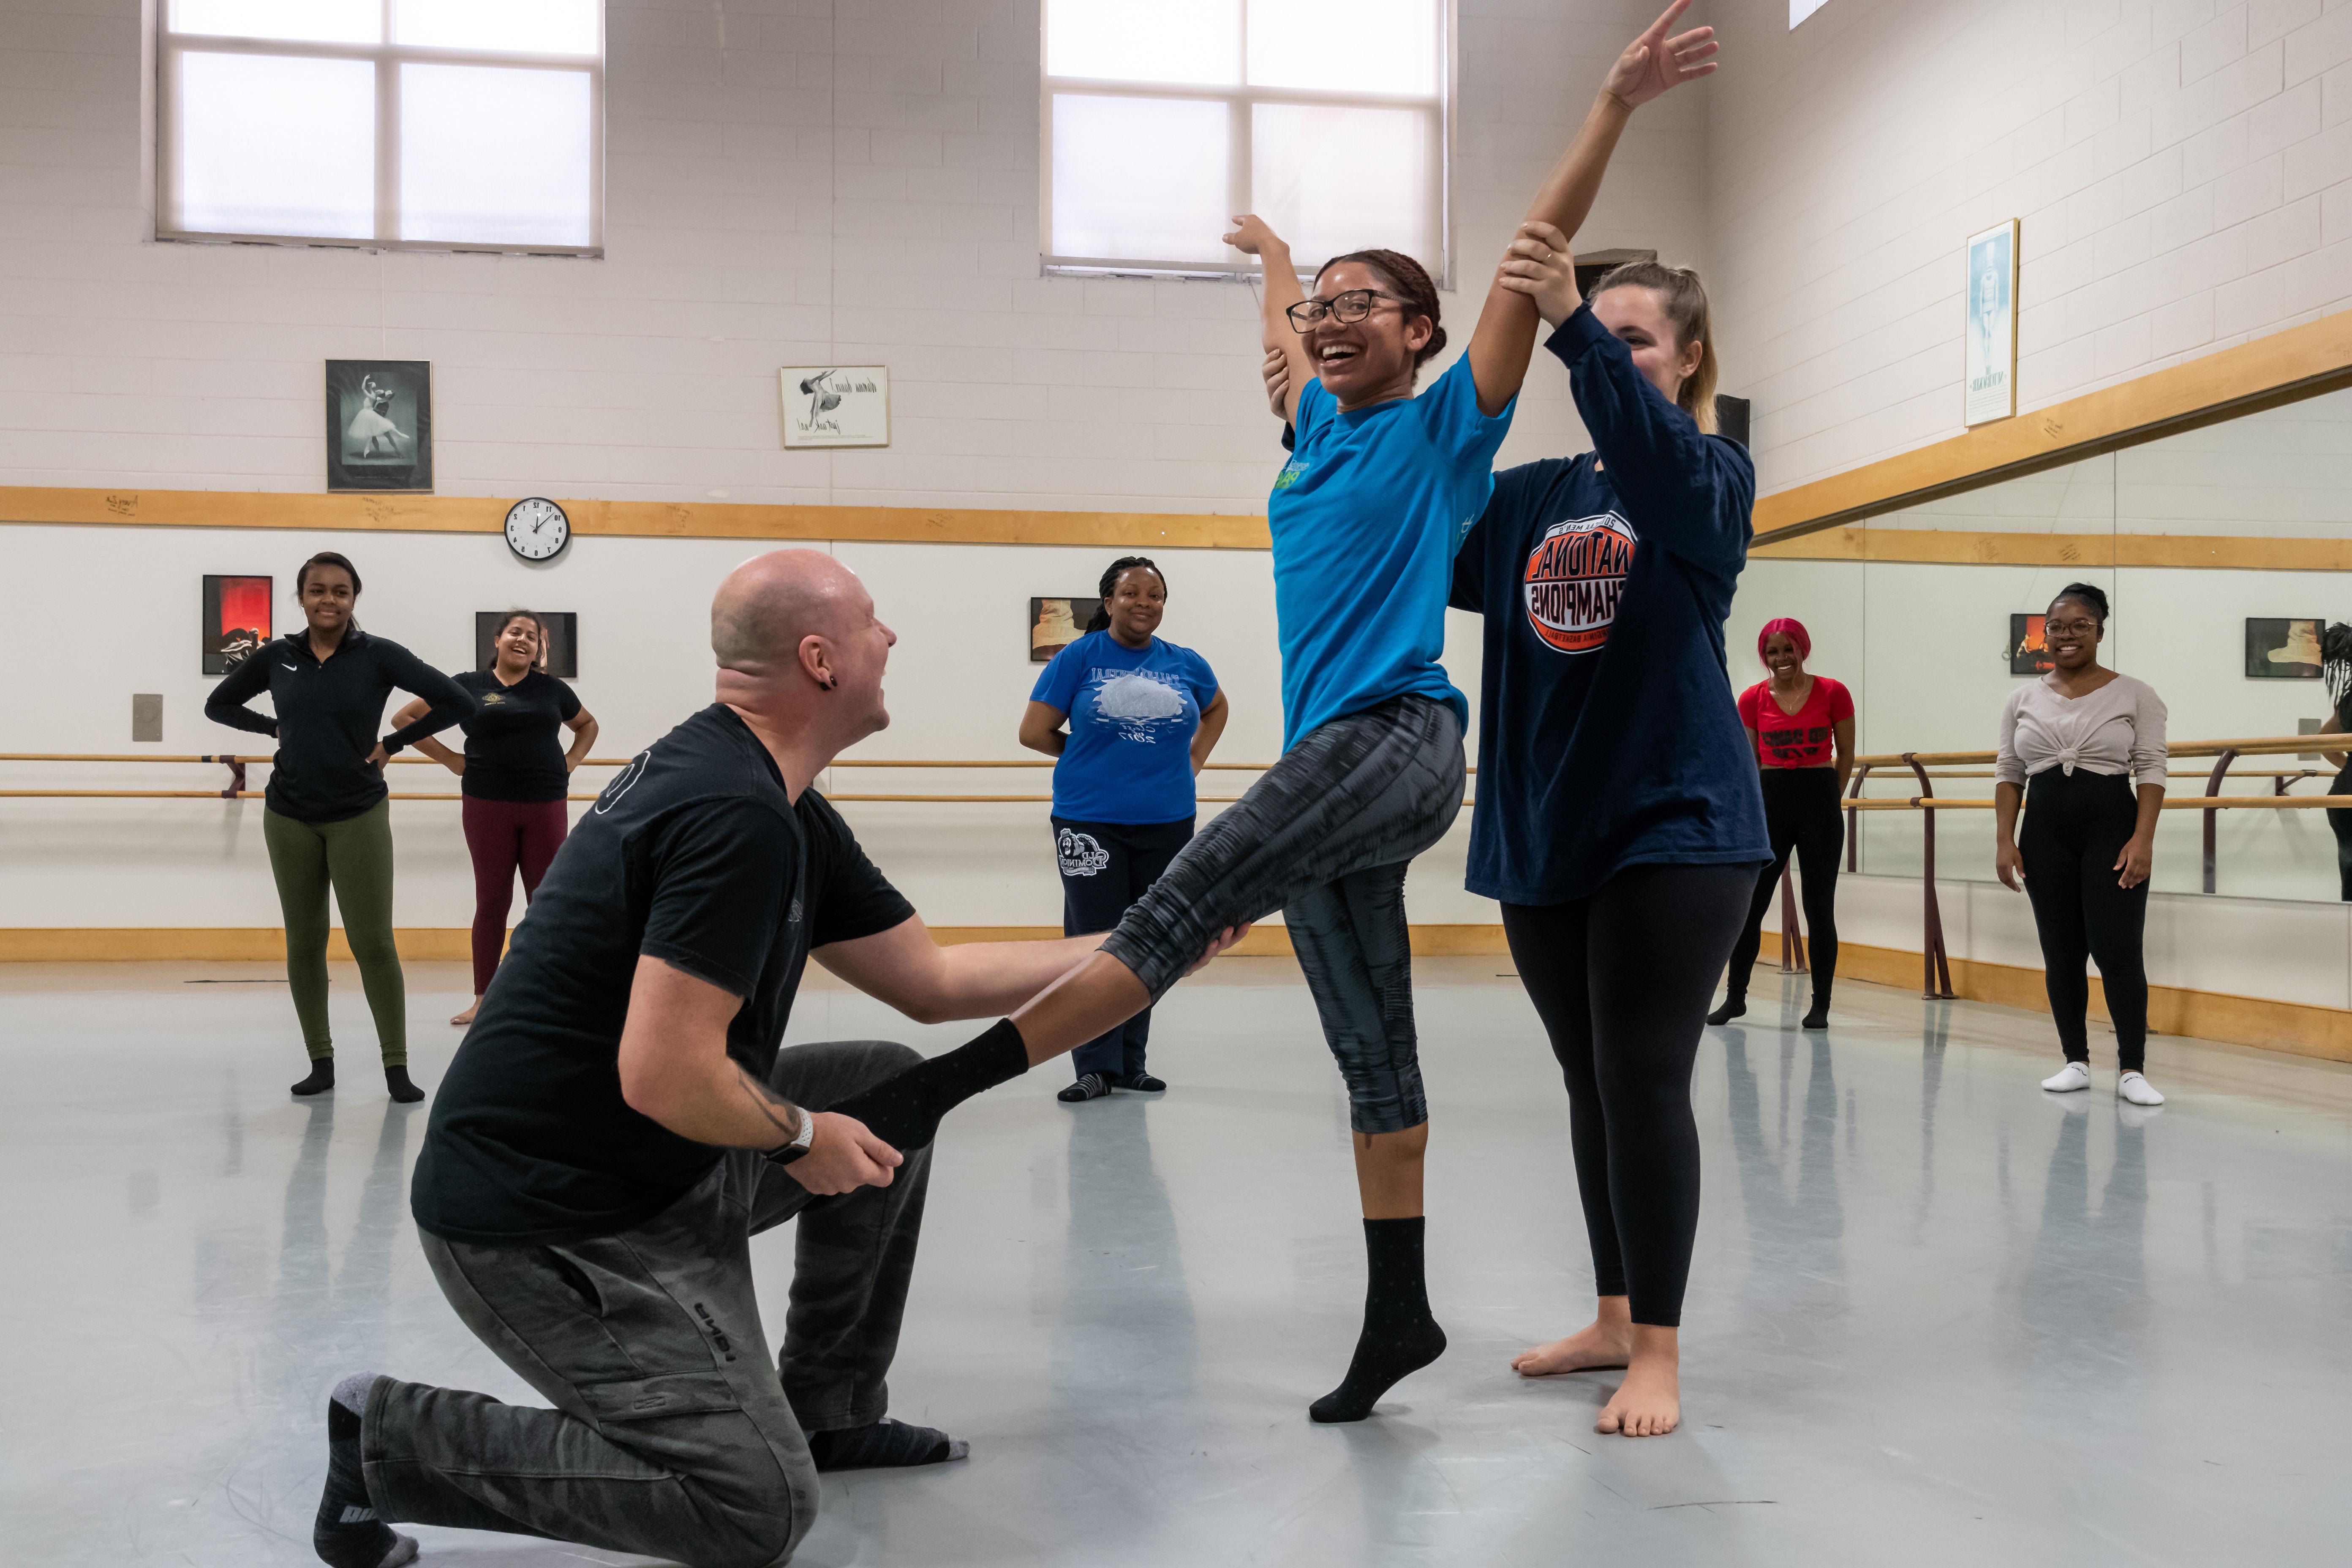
left=1751, top=528, right=2352, bottom=572
left=1751, top=308, right=2352, bottom=545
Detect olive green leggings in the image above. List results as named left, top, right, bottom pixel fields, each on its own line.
left=264, top=801, right=406, bottom=1066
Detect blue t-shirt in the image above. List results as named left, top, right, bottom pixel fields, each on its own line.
left=1449, top=307, right=1769, bottom=904
left=1030, top=630, right=1220, bottom=824
left=1269, top=353, right=1515, bottom=749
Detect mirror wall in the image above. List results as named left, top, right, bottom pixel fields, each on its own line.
left=1729, top=384, right=2352, bottom=905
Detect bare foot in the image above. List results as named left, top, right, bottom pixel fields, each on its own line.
left=1511, top=1318, right=1631, bottom=1377
left=449, top=998, right=479, bottom=1027
left=1594, top=1327, right=1680, bottom=1437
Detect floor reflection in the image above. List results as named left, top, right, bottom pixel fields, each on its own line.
left=2017, top=1105, right=2150, bottom=1377
left=1722, top=1028, right=1850, bottom=1337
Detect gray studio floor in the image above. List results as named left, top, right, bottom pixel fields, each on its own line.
left=2, top=956, right=2347, bottom=1567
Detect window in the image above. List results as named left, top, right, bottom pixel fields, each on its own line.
left=1790, top=0, right=1829, bottom=25
left=1042, top=0, right=1447, bottom=279
left=158, top=1, right=602, bottom=254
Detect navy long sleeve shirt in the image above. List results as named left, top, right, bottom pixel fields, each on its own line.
left=1448, top=305, right=1769, bottom=904
left=206, top=626, right=476, bottom=822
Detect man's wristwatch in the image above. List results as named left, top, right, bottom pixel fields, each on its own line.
left=767, top=1111, right=817, bottom=1166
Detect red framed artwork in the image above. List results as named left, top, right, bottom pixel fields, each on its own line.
left=204, top=575, right=272, bottom=675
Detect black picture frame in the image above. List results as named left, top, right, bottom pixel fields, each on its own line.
left=1030, top=596, right=1100, bottom=664
left=476, top=611, right=578, bottom=678
left=2006, top=612, right=2053, bottom=675
left=326, top=359, right=432, bottom=492
left=202, top=574, right=272, bottom=675
left=2244, top=617, right=2323, bottom=680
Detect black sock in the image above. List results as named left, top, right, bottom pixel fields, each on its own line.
left=314, top=1389, right=415, bottom=1568
left=828, top=1019, right=1031, bottom=1151
left=291, top=1057, right=335, bottom=1097
left=384, top=1065, right=424, bottom=1104
left=1801, top=997, right=1830, bottom=1030
left=1706, top=996, right=1745, bottom=1026
left=1309, top=1217, right=1446, bottom=1424
left=804, top=1417, right=969, bottom=1471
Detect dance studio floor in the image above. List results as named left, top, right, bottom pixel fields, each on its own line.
left=3, top=956, right=2346, bottom=1567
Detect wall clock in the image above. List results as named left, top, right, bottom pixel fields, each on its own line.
left=504, top=497, right=569, bottom=561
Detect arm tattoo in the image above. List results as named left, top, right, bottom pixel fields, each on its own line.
left=732, top=1064, right=805, bottom=1147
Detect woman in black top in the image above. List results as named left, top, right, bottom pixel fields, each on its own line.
left=205, top=552, right=475, bottom=1101
left=2315, top=622, right=2352, bottom=900
left=395, top=610, right=598, bottom=1026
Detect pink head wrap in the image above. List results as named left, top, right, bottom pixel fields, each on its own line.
left=1758, top=617, right=1811, bottom=664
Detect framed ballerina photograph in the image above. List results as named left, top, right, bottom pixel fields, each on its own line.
left=2244, top=617, right=2324, bottom=680
left=201, top=573, right=272, bottom=675
left=1030, top=596, right=1100, bottom=663
left=325, top=359, right=433, bottom=491
left=1963, top=219, right=2018, bottom=427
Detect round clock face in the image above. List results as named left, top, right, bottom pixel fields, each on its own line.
left=504, top=497, right=569, bottom=561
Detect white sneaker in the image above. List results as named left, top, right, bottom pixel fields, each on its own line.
left=2041, top=1061, right=2091, bottom=1093
left=2117, top=1071, right=2166, bottom=1107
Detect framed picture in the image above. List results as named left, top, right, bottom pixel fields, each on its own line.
left=326, top=359, right=432, bottom=491
left=2245, top=618, right=2323, bottom=680
left=475, top=611, right=578, bottom=678
left=1964, top=219, right=2018, bottom=426
left=781, top=366, right=890, bottom=448
left=1030, top=597, right=1100, bottom=664
left=202, top=574, right=272, bottom=675
left=2007, top=612, right=2053, bottom=676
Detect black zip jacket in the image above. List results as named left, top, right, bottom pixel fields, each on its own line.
left=206, top=626, right=476, bottom=822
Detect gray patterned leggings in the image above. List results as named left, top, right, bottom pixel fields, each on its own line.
left=1102, top=694, right=1465, bottom=1133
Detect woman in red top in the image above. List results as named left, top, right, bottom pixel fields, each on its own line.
left=1712, top=617, right=1855, bottom=1029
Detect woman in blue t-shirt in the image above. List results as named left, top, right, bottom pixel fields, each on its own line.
left=1020, top=557, right=1227, bottom=1103
left=826, top=2, right=1726, bottom=1431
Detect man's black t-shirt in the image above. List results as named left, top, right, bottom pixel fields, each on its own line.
left=453, top=668, right=582, bottom=802
left=411, top=704, right=915, bottom=1247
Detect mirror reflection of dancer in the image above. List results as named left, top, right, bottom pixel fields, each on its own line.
left=1020, top=557, right=1228, bottom=1102
left=313, top=551, right=1247, bottom=1568
left=1712, top=618, right=1855, bottom=1030
left=205, top=552, right=476, bottom=1102
left=346, top=375, right=404, bottom=458
left=1993, top=584, right=2170, bottom=1107
left=2315, top=623, right=2352, bottom=900
left=392, top=610, right=600, bottom=1027
left=819, top=0, right=1723, bottom=1429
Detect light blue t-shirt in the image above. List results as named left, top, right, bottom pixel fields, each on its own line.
left=1269, top=354, right=1515, bottom=749
left=1031, top=630, right=1220, bottom=824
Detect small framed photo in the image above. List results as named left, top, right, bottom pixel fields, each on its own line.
left=326, top=359, right=432, bottom=491
left=781, top=366, right=890, bottom=448
left=1964, top=219, right=2018, bottom=427
left=1030, top=596, right=1100, bottom=664
left=203, top=574, right=272, bottom=675
left=475, top=611, right=578, bottom=678
left=2245, top=618, right=2323, bottom=680
left=2007, top=612, right=2053, bottom=675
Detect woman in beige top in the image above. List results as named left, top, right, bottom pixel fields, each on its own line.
left=1993, top=583, right=2169, bottom=1107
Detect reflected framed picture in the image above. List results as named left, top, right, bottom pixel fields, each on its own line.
left=202, top=574, right=272, bottom=675
left=1030, top=596, right=1100, bottom=664
left=1964, top=219, right=2018, bottom=427
left=2245, top=618, right=2323, bottom=680
left=781, top=366, right=890, bottom=448
left=2007, top=612, right=2053, bottom=675
left=326, top=359, right=432, bottom=491
left=475, top=612, right=578, bottom=678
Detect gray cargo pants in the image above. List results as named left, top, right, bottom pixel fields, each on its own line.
left=363, top=1038, right=931, bottom=1568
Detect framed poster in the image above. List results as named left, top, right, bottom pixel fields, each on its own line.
left=474, top=611, right=578, bottom=678
left=326, top=359, right=433, bottom=491
left=1030, top=596, right=1101, bottom=663
left=2007, top=612, right=2053, bottom=675
left=1964, top=219, right=2018, bottom=426
left=2245, top=618, right=2323, bottom=680
left=781, top=367, right=890, bottom=448
left=202, top=574, right=272, bottom=675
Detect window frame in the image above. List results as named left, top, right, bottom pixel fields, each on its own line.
left=1038, top=0, right=1454, bottom=285
left=155, top=3, right=605, bottom=256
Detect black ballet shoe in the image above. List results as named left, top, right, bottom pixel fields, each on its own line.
left=1119, top=1072, right=1168, bottom=1093
left=291, top=1058, right=335, bottom=1097
left=1058, top=1072, right=1113, bottom=1103
left=1800, top=1002, right=1830, bottom=1031
left=384, top=1066, right=425, bottom=1104
left=1705, top=997, right=1745, bottom=1026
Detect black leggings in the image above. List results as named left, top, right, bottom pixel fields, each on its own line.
left=1051, top=816, right=1194, bottom=1079
left=1723, top=768, right=1844, bottom=1003
left=1502, top=863, right=1755, bottom=1328
left=2328, top=764, right=2352, bottom=901
left=2020, top=768, right=2149, bottom=1072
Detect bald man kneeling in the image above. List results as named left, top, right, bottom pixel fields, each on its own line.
left=312, top=550, right=1243, bottom=1568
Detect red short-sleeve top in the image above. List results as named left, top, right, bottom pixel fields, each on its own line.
left=1737, top=676, right=1854, bottom=768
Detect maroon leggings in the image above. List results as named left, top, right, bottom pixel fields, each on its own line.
left=462, top=796, right=569, bottom=996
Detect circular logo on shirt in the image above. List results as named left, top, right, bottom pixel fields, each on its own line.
left=1057, top=828, right=1110, bottom=877
left=1522, top=512, right=1637, bottom=654
left=594, top=751, right=650, bottom=815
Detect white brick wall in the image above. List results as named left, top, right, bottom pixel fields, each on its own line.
left=1705, top=0, right=2352, bottom=494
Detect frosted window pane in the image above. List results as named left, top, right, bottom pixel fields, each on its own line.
left=1791, top=0, right=1829, bottom=25
left=395, top=0, right=601, bottom=55
left=1047, top=0, right=1239, bottom=86
left=400, top=65, right=593, bottom=245
left=176, top=52, right=376, bottom=239
left=1052, top=95, right=1231, bottom=262
left=1251, top=103, right=1432, bottom=272
left=1248, top=0, right=1437, bottom=94
left=170, top=0, right=380, bottom=44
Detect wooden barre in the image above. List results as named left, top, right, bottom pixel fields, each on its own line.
left=1843, top=796, right=2352, bottom=811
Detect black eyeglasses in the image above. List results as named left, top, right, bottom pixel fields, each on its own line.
left=1286, top=289, right=1408, bottom=332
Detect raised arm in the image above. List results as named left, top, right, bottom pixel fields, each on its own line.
left=1464, top=0, right=1718, bottom=414
left=1225, top=214, right=1312, bottom=426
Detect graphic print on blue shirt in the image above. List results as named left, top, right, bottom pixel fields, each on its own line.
left=1031, top=630, right=1218, bottom=825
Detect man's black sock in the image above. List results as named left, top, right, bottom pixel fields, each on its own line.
left=314, top=1380, right=416, bottom=1568
left=1309, top=1217, right=1447, bottom=1424
left=827, top=1019, right=1031, bottom=1151
left=806, top=1417, right=969, bottom=1470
